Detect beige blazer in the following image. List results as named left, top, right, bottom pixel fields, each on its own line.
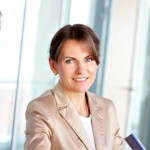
left=24, top=83, right=123, bottom=150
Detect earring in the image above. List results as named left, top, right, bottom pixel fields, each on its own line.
left=54, top=72, right=57, bottom=75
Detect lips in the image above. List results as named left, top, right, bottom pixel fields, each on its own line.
left=73, top=77, right=88, bottom=82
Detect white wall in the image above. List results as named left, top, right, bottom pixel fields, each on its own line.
left=104, top=0, right=138, bottom=136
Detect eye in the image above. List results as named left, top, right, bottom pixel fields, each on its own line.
left=66, top=59, right=75, bottom=64
left=85, top=57, right=94, bottom=62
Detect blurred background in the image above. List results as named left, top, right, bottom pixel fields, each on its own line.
left=0, top=0, right=150, bottom=149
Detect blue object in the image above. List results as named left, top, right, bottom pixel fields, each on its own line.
left=124, top=133, right=146, bottom=150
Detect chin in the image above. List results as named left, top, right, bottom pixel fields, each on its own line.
left=74, top=87, right=90, bottom=93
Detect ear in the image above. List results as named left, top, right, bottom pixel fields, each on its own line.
left=49, top=58, right=58, bottom=74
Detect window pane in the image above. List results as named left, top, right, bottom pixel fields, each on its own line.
left=12, top=0, right=62, bottom=149
left=0, top=0, right=25, bottom=149
left=70, top=0, right=91, bottom=25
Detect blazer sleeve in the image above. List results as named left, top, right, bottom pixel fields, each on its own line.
left=24, top=101, right=53, bottom=150
left=112, top=102, right=124, bottom=150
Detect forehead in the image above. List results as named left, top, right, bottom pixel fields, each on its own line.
left=60, top=39, right=92, bottom=56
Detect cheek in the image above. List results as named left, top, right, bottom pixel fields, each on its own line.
left=90, top=64, right=98, bottom=74
left=57, top=64, right=74, bottom=77
left=92, top=68, right=97, bottom=82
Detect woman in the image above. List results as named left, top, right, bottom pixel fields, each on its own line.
left=24, top=24, right=123, bottom=150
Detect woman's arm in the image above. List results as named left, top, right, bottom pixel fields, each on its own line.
left=24, top=102, right=53, bottom=150
left=112, top=103, right=124, bottom=150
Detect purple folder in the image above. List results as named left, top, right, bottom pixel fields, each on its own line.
left=124, top=133, right=146, bottom=150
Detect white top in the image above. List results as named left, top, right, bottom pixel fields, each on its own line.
left=79, top=115, right=96, bottom=150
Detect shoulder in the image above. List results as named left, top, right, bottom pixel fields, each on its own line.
left=26, top=90, right=56, bottom=116
left=88, top=91, right=115, bottom=109
left=88, top=92, right=118, bottom=119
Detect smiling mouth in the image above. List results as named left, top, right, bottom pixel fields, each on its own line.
left=73, top=77, right=88, bottom=82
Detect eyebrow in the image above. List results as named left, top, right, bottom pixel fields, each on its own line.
left=63, top=56, right=75, bottom=60
left=63, top=55, right=93, bottom=60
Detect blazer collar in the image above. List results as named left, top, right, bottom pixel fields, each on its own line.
left=51, top=83, right=104, bottom=150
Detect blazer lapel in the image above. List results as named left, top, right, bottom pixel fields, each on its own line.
left=87, top=92, right=105, bottom=150
left=51, top=83, right=94, bottom=150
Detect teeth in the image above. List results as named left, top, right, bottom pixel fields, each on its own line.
left=74, top=78, right=87, bottom=81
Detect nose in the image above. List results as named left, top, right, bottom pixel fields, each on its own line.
left=75, top=61, right=86, bottom=74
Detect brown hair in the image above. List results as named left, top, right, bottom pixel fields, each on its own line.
left=49, top=24, right=100, bottom=64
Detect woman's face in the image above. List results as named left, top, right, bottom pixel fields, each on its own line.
left=50, top=39, right=98, bottom=94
